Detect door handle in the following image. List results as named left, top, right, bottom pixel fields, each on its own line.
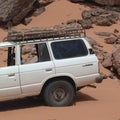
left=45, top=68, right=52, bottom=72
left=8, top=73, right=15, bottom=77
left=82, top=64, right=93, bottom=67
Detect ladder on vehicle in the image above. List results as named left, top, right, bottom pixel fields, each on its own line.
left=6, top=24, right=86, bottom=43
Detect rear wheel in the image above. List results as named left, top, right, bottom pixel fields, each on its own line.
left=43, top=80, right=75, bottom=106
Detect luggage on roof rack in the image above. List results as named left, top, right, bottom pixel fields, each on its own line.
left=6, top=25, right=86, bottom=42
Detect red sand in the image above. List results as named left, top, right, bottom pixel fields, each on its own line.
left=0, top=0, right=120, bottom=120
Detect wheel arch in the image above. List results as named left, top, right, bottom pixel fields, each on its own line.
left=40, top=76, right=76, bottom=96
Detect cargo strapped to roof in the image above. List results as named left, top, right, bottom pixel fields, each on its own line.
left=6, top=24, right=86, bottom=43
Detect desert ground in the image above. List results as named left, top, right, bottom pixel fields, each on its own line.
left=0, top=0, right=120, bottom=120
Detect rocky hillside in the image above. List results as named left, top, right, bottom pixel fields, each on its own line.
left=0, top=0, right=120, bottom=27
left=70, top=0, right=120, bottom=6
left=0, top=0, right=54, bottom=26
left=94, top=0, right=120, bottom=6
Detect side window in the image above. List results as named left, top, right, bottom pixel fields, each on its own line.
left=37, top=43, right=50, bottom=62
left=21, top=43, right=50, bottom=64
left=51, top=39, right=88, bottom=59
left=0, top=46, right=15, bottom=67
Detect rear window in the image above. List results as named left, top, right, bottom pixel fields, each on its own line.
left=51, top=39, right=88, bottom=59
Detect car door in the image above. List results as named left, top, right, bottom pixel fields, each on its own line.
left=19, top=42, right=55, bottom=96
left=0, top=45, right=21, bottom=100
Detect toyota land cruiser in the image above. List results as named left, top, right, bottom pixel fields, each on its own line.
left=0, top=26, right=104, bottom=106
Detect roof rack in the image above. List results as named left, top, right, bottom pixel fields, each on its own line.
left=6, top=24, right=86, bottom=43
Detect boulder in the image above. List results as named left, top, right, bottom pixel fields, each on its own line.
left=98, top=14, right=119, bottom=26
left=91, top=8, right=105, bottom=16
left=116, top=39, right=120, bottom=44
left=23, top=18, right=32, bottom=25
left=33, top=7, right=45, bottom=16
left=81, top=9, right=119, bottom=27
left=94, top=0, right=120, bottom=6
left=0, top=0, right=54, bottom=25
left=82, top=10, right=92, bottom=19
left=87, top=37, right=102, bottom=47
left=0, top=0, right=38, bottom=25
left=95, top=32, right=113, bottom=37
left=78, top=19, right=92, bottom=29
left=104, top=37, right=118, bottom=44
left=69, top=0, right=120, bottom=5
left=102, top=53, right=112, bottom=68
left=112, top=47, right=120, bottom=76
left=114, top=29, right=119, bottom=34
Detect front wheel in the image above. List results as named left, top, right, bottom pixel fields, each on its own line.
left=43, top=80, right=75, bottom=106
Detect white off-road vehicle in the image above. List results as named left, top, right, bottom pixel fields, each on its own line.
left=0, top=26, right=104, bottom=106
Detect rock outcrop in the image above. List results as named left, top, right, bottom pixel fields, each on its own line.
left=0, top=0, right=54, bottom=26
left=0, top=0, right=37, bottom=25
left=69, top=0, right=120, bottom=6
left=94, top=0, right=120, bottom=6
left=112, top=47, right=120, bottom=76
left=64, top=7, right=119, bottom=29
left=95, top=29, right=120, bottom=78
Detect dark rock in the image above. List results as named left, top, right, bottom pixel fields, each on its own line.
left=0, top=0, right=37, bottom=25
left=78, top=19, right=92, bottom=29
left=95, top=14, right=119, bottom=26
left=69, top=0, right=120, bottom=6
left=82, top=10, right=92, bottom=19
left=95, top=16, right=112, bottom=26
left=94, top=0, right=120, bottom=6
left=0, top=0, right=55, bottom=26
left=87, top=37, right=103, bottom=47
left=108, top=73, right=114, bottom=79
left=110, top=7, right=120, bottom=12
left=102, top=53, right=112, bottom=68
left=81, top=8, right=119, bottom=28
left=95, top=32, right=113, bottom=37
left=116, top=39, right=120, bottom=44
left=112, top=47, right=120, bottom=76
left=114, top=29, right=119, bottom=34
left=90, top=16, right=97, bottom=24
left=66, top=19, right=77, bottom=25
left=33, top=7, right=45, bottom=16
left=106, top=14, right=119, bottom=24
left=91, top=8, right=105, bottom=16
left=104, top=37, right=118, bottom=44
left=23, top=18, right=32, bottom=25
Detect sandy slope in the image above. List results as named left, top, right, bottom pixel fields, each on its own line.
left=0, top=79, right=120, bottom=120
left=16, top=0, right=84, bottom=29
left=0, top=0, right=120, bottom=120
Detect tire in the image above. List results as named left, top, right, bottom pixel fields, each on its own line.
left=43, top=80, right=75, bottom=106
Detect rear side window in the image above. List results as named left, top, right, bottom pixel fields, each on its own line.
left=37, top=43, right=50, bottom=62
left=51, top=39, right=88, bottom=59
